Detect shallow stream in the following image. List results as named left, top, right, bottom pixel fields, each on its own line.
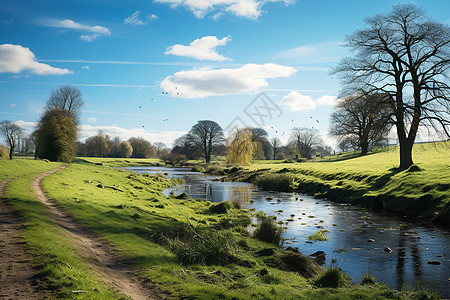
left=124, top=166, right=450, bottom=297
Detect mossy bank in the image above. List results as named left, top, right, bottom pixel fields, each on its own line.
left=220, top=143, right=450, bottom=228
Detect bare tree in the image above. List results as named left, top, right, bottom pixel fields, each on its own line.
left=289, top=127, right=324, bottom=158
left=46, top=85, right=84, bottom=124
left=270, top=137, right=282, bottom=160
left=187, top=120, right=224, bottom=163
left=251, top=128, right=273, bottom=160
left=0, top=120, right=22, bottom=159
left=329, top=92, right=391, bottom=155
left=154, top=142, right=168, bottom=158
left=334, top=4, right=450, bottom=169
left=86, top=131, right=110, bottom=157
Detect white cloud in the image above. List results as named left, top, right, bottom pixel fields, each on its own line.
left=165, top=36, right=231, bottom=61
left=317, top=95, right=337, bottom=106
left=280, top=91, right=316, bottom=111
left=87, top=118, right=97, bottom=123
left=154, top=0, right=293, bottom=19
left=124, top=11, right=145, bottom=26
left=81, top=65, right=90, bottom=69
left=78, top=124, right=186, bottom=147
left=14, top=120, right=36, bottom=132
left=42, top=19, right=110, bottom=41
left=280, top=91, right=336, bottom=112
left=160, top=63, right=296, bottom=98
left=9, top=104, right=16, bottom=108
left=278, top=42, right=347, bottom=64
left=0, top=44, right=72, bottom=75
left=148, top=14, right=158, bottom=21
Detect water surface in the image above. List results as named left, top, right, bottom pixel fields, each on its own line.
left=124, top=166, right=450, bottom=297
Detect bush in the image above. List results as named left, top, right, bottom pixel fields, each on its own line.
left=165, top=228, right=236, bottom=265
left=361, top=273, right=377, bottom=285
left=278, top=252, right=321, bottom=278
left=253, top=218, right=283, bottom=246
left=254, top=173, right=298, bottom=192
left=275, top=153, right=286, bottom=160
left=209, top=201, right=233, bottom=214
left=315, top=266, right=349, bottom=288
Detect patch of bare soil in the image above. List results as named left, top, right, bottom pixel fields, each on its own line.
left=32, top=167, right=163, bottom=300
left=0, top=179, right=42, bottom=300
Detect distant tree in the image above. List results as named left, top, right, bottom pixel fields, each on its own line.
left=154, top=142, right=168, bottom=158
left=329, top=92, right=391, bottom=155
left=30, top=130, right=40, bottom=160
left=86, top=131, right=110, bottom=157
left=128, top=137, right=156, bottom=158
left=76, top=141, right=87, bottom=157
left=46, top=85, right=84, bottom=124
left=119, top=141, right=133, bottom=158
left=275, top=152, right=286, bottom=160
left=252, top=128, right=273, bottom=160
left=187, top=120, right=224, bottom=163
left=172, top=134, right=197, bottom=159
left=161, top=152, right=186, bottom=166
left=0, top=120, right=23, bottom=160
left=108, top=137, right=122, bottom=157
left=270, top=137, right=282, bottom=160
left=226, top=127, right=255, bottom=165
left=289, top=128, right=324, bottom=158
left=36, top=108, right=77, bottom=162
left=333, top=4, right=450, bottom=169
left=20, top=137, right=33, bottom=156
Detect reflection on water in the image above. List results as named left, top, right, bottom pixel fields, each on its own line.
left=124, top=166, right=450, bottom=298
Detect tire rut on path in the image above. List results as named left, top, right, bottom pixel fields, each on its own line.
left=0, top=179, right=41, bottom=300
left=32, top=167, right=161, bottom=300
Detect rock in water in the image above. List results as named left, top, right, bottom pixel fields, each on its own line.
left=384, top=247, right=392, bottom=253
left=427, top=260, right=442, bottom=265
left=368, top=239, right=375, bottom=243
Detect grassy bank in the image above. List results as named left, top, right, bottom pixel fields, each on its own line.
left=226, top=142, right=450, bottom=227
left=0, top=157, right=440, bottom=299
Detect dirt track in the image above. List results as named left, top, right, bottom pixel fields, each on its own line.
left=0, top=179, right=41, bottom=300
left=31, top=167, right=161, bottom=300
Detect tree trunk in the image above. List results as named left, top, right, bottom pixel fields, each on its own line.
left=360, top=141, right=369, bottom=155
left=398, top=138, right=414, bottom=170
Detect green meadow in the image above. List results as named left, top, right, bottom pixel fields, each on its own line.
left=230, top=142, right=450, bottom=226
left=0, top=157, right=441, bottom=299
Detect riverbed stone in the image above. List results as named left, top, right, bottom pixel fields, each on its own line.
left=436, top=254, right=443, bottom=258
left=368, top=239, right=375, bottom=242
left=427, top=260, right=442, bottom=265
left=384, top=247, right=392, bottom=253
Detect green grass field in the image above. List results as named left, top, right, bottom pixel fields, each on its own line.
left=0, top=156, right=442, bottom=299
left=233, top=142, right=450, bottom=223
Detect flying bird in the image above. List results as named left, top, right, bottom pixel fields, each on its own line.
left=139, top=106, right=142, bottom=109
left=316, top=120, right=320, bottom=123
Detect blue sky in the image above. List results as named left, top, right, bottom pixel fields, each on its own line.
left=1, top=0, right=449, bottom=148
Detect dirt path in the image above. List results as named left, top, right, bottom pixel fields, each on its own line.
left=0, top=179, right=42, bottom=300
left=32, top=167, right=162, bottom=300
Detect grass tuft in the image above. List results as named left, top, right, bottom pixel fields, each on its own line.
left=253, top=218, right=283, bottom=246
left=307, top=229, right=329, bottom=241
left=255, top=173, right=298, bottom=192
left=315, top=266, right=350, bottom=288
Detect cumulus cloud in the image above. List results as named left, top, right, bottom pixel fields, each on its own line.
left=78, top=124, right=186, bottom=147
left=124, top=11, right=157, bottom=26
left=165, top=36, right=231, bottom=61
left=42, top=19, right=110, bottom=41
left=87, top=118, right=97, bottom=123
left=280, top=91, right=336, bottom=111
left=160, top=63, right=296, bottom=98
left=154, top=0, right=293, bottom=19
left=9, top=104, right=17, bottom=108
left=0, top=44, right=72, bottom=75
left=280, top=91, right=316, bottom=111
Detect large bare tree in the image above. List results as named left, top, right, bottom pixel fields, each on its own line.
left=46, top=85, right=84, bottom=124
left=334, top=4, right=450, bottom=169
left=187, top=120, right=224, bottom=163
left=289, top=127, right=324, bottom=158
left=0, top=120, right=23, bottom=159
left=329, top=92, right=391, bottom=155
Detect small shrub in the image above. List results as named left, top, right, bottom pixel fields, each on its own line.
left=278, top=252, right=321, bottom=278
left=253, top=218, right=283, bottom=246
left=166, top=229, right=236, bottom=265
left=209, top=201, right=233, bottom=214
left=255, top=173, right=298, bottom=192
left=361, top=273, right=377, bottom=285
left=315, top=266, right=349, bottom=288
left=307, top=230, right=329, bottom=241
left=261, top=274, right=280, bottom=285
